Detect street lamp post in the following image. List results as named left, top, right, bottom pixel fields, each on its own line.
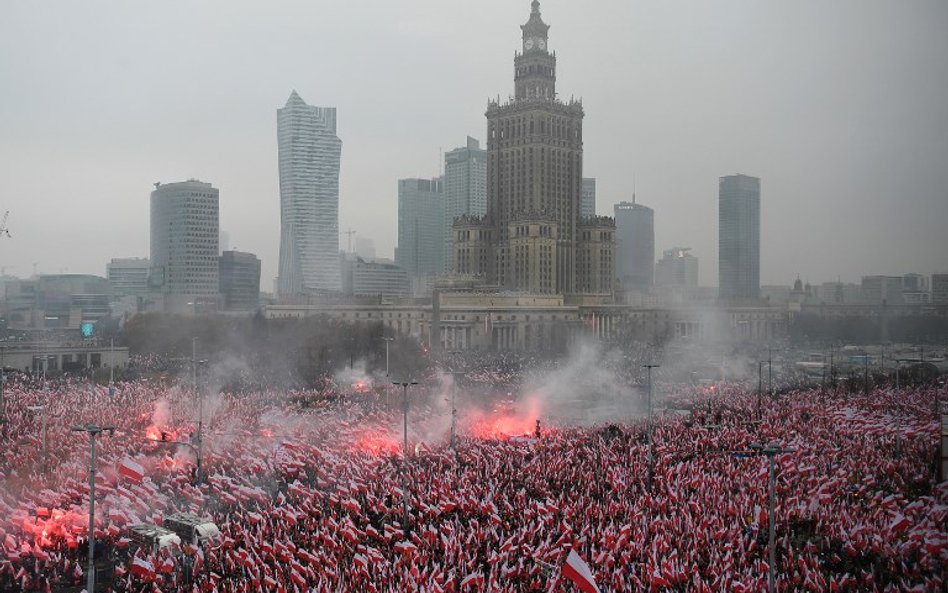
left=749, top=442, right=796, bottom=593
left=72, top=423, right=114, bottom=593
left=393, top=380, right=418, bottom=533
left=382, top=337, right=394, bottom=377
left=757, top=360, right=765, bottom=419
left=448, top=371, right=465, bottom=450
left=643, top=364, right=660, bottom=492
left=27, top=405, right=50, bottom=473
left=0, top=346, right=5, bottom=424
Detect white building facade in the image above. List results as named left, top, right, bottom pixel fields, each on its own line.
left=277, top=91, right=343, bottom=297
left=149, top=180, right=220, bottom=313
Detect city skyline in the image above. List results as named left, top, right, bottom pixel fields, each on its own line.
left=1, top=0, right=946, bottom=287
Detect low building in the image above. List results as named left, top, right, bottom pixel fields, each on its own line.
left=342, top=256, right=410, bottom=299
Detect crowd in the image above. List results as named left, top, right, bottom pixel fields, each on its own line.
left=0, top=372, right=943, bottom=592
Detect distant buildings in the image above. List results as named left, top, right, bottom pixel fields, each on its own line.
left=932, top=274, right=948, bottom=305
left=342, top=256, right=410, bottom=299
left=397, top=178, right=445, bottom=288
left=219, top=250, right=261, bottom=311
left=861, top=275, right=904, bottom=306
left=107, top=258, right=150, bottom=298
left=718, top=174, right=760, bottom=301
left=277, top=91, right=342, bottom=297
left=452, top=1, right=614, bottom=296
left=354, top=236, right=377, bottom=260
left=614, top=200, right=654, bottom=293
left=444, top=137, right=487, bottom=270
left=655, top=247, right=698, bottom=288
left=581, top=178, right=596, bottom=219
left=150, top=180, right=220, bottom=313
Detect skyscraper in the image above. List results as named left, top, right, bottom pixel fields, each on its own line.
left=149, top=180, right=220, bottom=313
left=718, top=174, right=760, bottom=301
left=277, top=90, right=342, bottom=296
left=444, top=137, right=487, bottom=270
left=581, top=178, right=596, bottom=219
left=655, top=247, right=699, bottom=288
left=396, top=177, right=445, bottom=279
left=452, top=0, right=614, bottom=295
left=614, top=199, right=654, bottom=293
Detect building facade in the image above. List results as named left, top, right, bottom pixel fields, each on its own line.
left=656, top=247, right=699, bottom=288
left=718, top=174, right=760, bottom=301
left=396, top=178, right=445, bottom=284
left=444, top=137, right=487, bottom=270
left=614, top=200, right=654, bottom=293
left=581, top=178, right=596, bottom=219
left=219, top=250, right=261, bottom=311
left=453, top=1, right=614, bottom=297
left=861, top=275, right=904, bottom=306
left=277, top=90, right=343, bottom=297
left=107, top=258, right=150, bottom=297
left=932, top=274, right=948, bottom=305
left=149, top=180, right=220, bottom=313
left=342, top=256, right=410, bottom=299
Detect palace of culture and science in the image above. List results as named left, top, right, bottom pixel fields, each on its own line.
left=453, top=1, right=615, bottom=298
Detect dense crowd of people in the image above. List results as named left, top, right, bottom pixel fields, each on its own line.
left=0, top=371, right=943, bottom=592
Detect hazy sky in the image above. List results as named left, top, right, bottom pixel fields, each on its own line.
left=2, top=0, right=946, bottom=288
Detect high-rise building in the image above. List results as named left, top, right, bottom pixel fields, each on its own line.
left=396, top=178, right=445, bottom=281
left=932, top=274, right=948, bottom=305
left=219, top=250, right=261, bottom=311
left=614, top=199, right=654, bottom=292
left=149, top=180, right=220, bottom=313
left=444, top=137, right=487, bottom=270
left=354, top=236, right=377, bottom=260
left=655, top=247, right=698, bottom=288
left=718, top=174, right=760, bottom=301
left=107, top=258, right=150, bottom=297
left=277, top=90, right=342, bottom=296
left=452, top=1, right=614, bottom=295
left=581, top=178, right=596, bottom=219
left=861, top=275, right=904, bottom=306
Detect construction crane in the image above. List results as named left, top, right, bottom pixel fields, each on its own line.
left=0, top=211, right=10, bottom=238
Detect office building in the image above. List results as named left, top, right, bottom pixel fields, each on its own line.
left=932, top=274, right=948, bottom=305
left=452, top=1, right=614, bottom=295
left=107, top=258, right=150, bottom=297
left=655, top=247, right=698, bottom=288
left=277, top=90, right=343, bottom=296
left=342, top=256, right=410, bottom=299
left=581, top=178, right=596, bottom=219
left=614, top=199, right=654, bottom=292
left=354, top=236, right=377, bottom=260
left=444, top=137, right=487, bottom=271
left=219, top=250, right=261, bottom=311
left=861, top=275, right=904, bottom=306
left=718, top=174, right=760, bottom=301
left=396, top=177, right=445, bottom=281
left=150, top=180, right=220, bottom=313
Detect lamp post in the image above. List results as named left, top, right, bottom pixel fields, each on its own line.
left=382, top=337, right=394, bottom=377
left=448, top=370, right=465, bottom=450
left=767, top=348, right=773, bottom=396
left=72, top=423, right=114, bottom=593
left=757, top=360, right=765, bottom=419
left=393, top=380, right=418, bottom=533
left=27, top=405, right=50, bottom=473
left=642, top=364, right=660, bottom=492
left=749, top=442, right=796, bottom=593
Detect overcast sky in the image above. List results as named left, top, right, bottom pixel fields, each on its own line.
left=1, top=0, right=946, bottom=288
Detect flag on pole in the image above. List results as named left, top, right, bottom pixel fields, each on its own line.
left=562, top=550, right=601, bottom=593
left=119, top=457, right=145, bottom=483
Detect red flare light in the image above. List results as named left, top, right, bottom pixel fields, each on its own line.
left=22, top=509, right=85, bottom=549
left=468, top=399, right=541, bottom=440
left=353, top=431, right=400, bottom=456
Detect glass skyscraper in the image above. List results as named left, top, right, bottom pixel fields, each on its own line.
left=718, top=174, right=761, bottom=301
left=277, top=90, right=342, bottom=296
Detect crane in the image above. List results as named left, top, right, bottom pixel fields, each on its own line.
left=0, top=211, right=10, bottom=238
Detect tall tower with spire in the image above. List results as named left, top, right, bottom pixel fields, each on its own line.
left=453, top=1, right=614, bottom=296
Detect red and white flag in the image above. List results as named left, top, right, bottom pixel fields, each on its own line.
left=119, top=457, right=145, bottom=483
left=130, top=556, right=155, bottom=580
left=562, top=550, right=601, bottom=593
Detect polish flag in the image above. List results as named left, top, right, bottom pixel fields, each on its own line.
left=119, top=457, right=145, bottom=483
left=130, top=556, right=155, bottom=580
left=562, top=550, right=601, bottom=593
